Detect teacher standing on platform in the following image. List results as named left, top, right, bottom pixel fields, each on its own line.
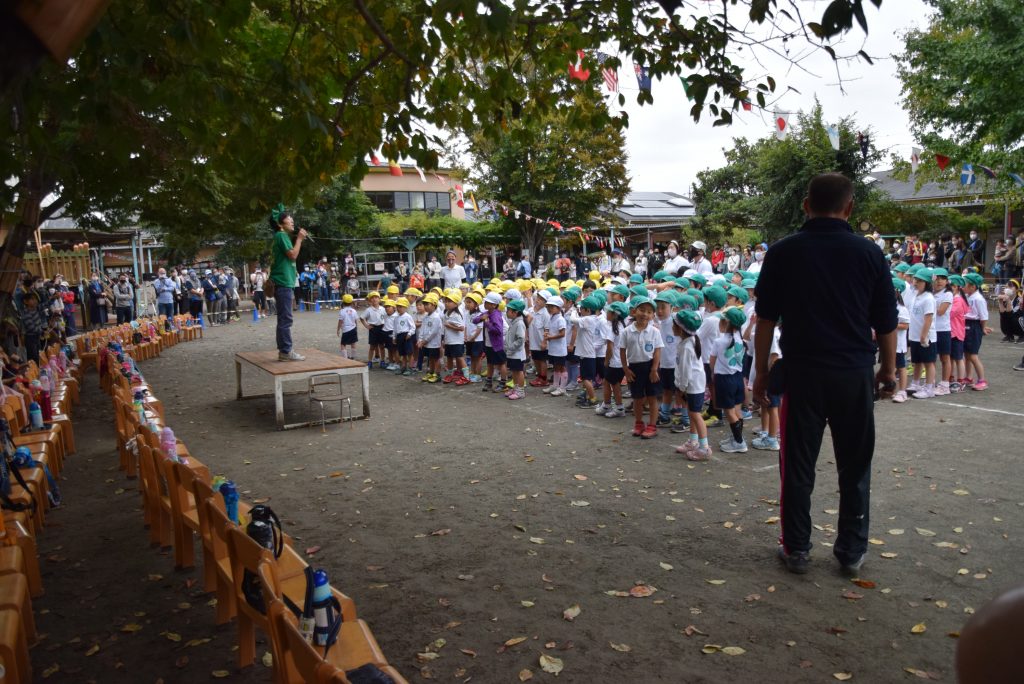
left=270, top=206, right=307, bottom=361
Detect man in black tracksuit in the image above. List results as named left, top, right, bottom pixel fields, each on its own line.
left=752, top=173, right=897, bottom=575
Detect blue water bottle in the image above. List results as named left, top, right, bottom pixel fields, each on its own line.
left=28, top=401, right=43, bottom=430
left=219, top=480, right=239, bottom=523
left=312, top=569, right=334, bottom=646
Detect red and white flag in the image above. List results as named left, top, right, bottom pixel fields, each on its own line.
left=414, top=165, right=427, bottom=183
left=911, top=147, right=921, bottom=174
left=568, top=50, right=590, bottom=82
left=774, top=112, right=791, bottom=141
left=454, top=184, right=464, bottom=208
left=370, top=152, right=381, bottom=166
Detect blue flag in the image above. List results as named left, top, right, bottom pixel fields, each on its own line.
left=960, top=163, right=976, bottom=186
left=1009, top=173, right=1024, bottom=187
left=634, top=64, right=651, bottom=91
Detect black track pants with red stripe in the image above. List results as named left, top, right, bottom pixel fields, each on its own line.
left=778, top=365, right=874, bottom=565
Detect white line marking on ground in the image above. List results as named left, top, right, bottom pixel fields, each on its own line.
left=753, top=463, right=780, bottom=472
left=931, top=401, right=1024, bottom=418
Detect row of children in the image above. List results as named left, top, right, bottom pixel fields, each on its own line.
left=335, top=269, right=782, bottom=460
left=890, top=263, right=991, bottom=401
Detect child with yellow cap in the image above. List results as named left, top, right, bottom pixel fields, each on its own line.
left=417, top=293, right=443, bottom=382
left=336, top=293, right=359, bottom=359
left=441, top=291, right=469, bottom=385
left=360, top=291, right=388, bottom=368
left=382, top=298, right=399, bottom=370
left=394, top=297, right=415, bottom=375
left=464, top=292, right=485, bottom=381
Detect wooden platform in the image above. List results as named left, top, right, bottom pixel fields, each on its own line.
left=234, top=349, right=369, bottom=430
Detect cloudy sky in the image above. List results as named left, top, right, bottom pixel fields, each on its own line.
left=619, top=0, right=932, bottom=195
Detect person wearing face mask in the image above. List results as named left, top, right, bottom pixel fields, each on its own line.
left=726, top=247, right=740, bottom=274
left=113, top=273, right=135, bottom=324
left=87, top=271, right=110, bottom=329
left=966, top=230, right=985, bottom=266
left=153, top=268, right=178, bottom=322
left=662, top=240, right=690, bottom=276
left=748, top=243, right=767, bottom=274
left=688, top=241, right=714, bottom=276
left=54, top=276, right=77, bottom=336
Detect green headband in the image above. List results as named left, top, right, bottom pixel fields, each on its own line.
left=271, top=203, right=286, bottom=224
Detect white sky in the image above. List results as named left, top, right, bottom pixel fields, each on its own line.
left=619, top=0, right=932, bottom=195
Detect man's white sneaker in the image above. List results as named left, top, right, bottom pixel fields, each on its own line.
left=720, top=439, right=748, bottom=453
left=278, top=351, right=306, bottom=361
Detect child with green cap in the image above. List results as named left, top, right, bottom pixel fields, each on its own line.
left=504, top=299, right=528, bottom=399
left=697, top=285, right=728, bottom=428
left=672, top=310, right=711, bottom=460
left=620, top=296, right=664, bottom=439
left=574, top=296, right=604, bottom=408
left=712, top=306, right=749, bottom=453
left=962, top=273, right=992, bottom=390
left=598, top=301, right=629, bottom=418
left=949, top=275, right=969, bottom=391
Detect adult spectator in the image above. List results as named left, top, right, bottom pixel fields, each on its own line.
left=269, top=209, right=307, bottom=361
left=479, top=255, right=493, bottom=282
left=152, top=268, right=178, bottom=322
left=748, top=243, right=766, bottom=274
left=753, top=173, right=897, bottom=575
left=201, top=269, right=223, bottom=325
left=225, top=268, right=240, bottom=321
left=463, top=255, right=478, bottom=284
left=426, top=255, right=443, bottom=289
left=967, top=230, right=985, bottom=266
left=441, top=250, right=467, bottom=288
left=710, top=244, right=725, bottom=271
left=741, top=246, right=753, bottom=269
left=594, top=250, right=611, bottom=276
left=647, top=247, right=663, bottom=276
left=394, top=260, right=409, bottom=290
left=554, top=252, right=573, bottom=282
left=872, top=231, right=886, bottom=250
left=19, top=289, right=48, bottom=364
left=86, top=271, right=110, bottom=329
left=185, top=270, right=204, bottom=319
left=315, top=260, right=330, bottom=304
left=299, top=265, right=315, bottom=304
left=535, top=253, right=547, bottom=277
left=726, top=247, right=740, bottom=274
left=55, top=276, right=77, bottom=335
left=250, top=266, right=267, bottom=318
left=516, top=253, right=532, bottom=279
left=170, top=268, right=185, bottom=314
left=906, top=234, right=926, bottom=264
left=688, top=241, right=714, bottom=275
left=634, top=249, right=648, bottom=277
left=662, top=240, right=689, bottom=276
left=609, top=248, right=630, bottom=275
left=410, top=263, right=426, bottom=290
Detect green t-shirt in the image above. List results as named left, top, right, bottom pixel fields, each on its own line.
left=270, top=230, right=297, bottom=287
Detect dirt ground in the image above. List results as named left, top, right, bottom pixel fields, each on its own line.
left=33, top=311, right=1024, bottom=683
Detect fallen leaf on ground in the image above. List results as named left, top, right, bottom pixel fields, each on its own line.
left=827, top=626, right=848, bottom=635
left=329, top=471, right=344, bottom=478
left=120, top=623, right=143, bottom=633
left=911, top=623, right=927, bottom=634
left=212, top=671, right=230, bottom=679
left=504, top=637, right=528, bottom=647
left=683, top=625, right=707, bottom=637
left=262, top=651, right=273, bottom=667
left=521, top=601, right=535, bottom=608
left=763, top=516, right=780, bottom=524
left=629, top=585, right=657, bottom=597
left=570, top=501, right=589, bottom=507
left=41, top=664, right=59, bottom=678
left=952, top=489, right=969, bottom=496
left=833, top=673, right=853, bottom=681
left=888, top=529, right=905, bottom=535
left=460, top=649, right=476, bottom=658
left=721, top=646, right=746, bottom=656
left=164, top=632, right=181, bottom=642
left=416, top=652, right=440, bottom=662
left=563, top=604, right=581, bottom=621
left=85, top=644, right=99, bottom=656
left=881, top=552, right=898, bottom=559
left=705, top=579, right=726, bottom=585
left=457, top=574, right=474, bottom=581
left=842, top=591, right=864, bottom=601
left=574, top=474, right=588, bottom=481
left=539, top=654, right=564, bottom=675
left=659, top=562, right=674, bottom=571
left=430, top=529, right=451, bottom=536
left=529, top=537, right=546, bottom=545
left=609, top=642, right=631, bottom=652
left=868, top=538, right=885, bottom=545
left=701, top=644, right=721, bottom=654
left=915, top=528, right=936, bottom=537
left=850, top=579, right=876, bottom=589
left=253, top=497, right=270, bottom=504
left=305, top=546, right=321, bottom=556
left=744, top=593, right=761, bottom=602
left=519, top=670, right=534, bottom=681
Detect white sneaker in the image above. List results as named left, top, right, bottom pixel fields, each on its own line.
left=549, top=388, right=565, bottom=397
left=564, top=383, right=579, bottom=392
left=594, top=402, right=608, bottom=416
left=604, top=406, right=625, bottom=418
left=891, top=390, right=907, bottom=403
left=913, top=386, right=935, bottom=399
left=720, top=438, right=748, bottom=453
left=933, top=384, right=950, bottom=396
left=542, top=385, right=555, bottom=394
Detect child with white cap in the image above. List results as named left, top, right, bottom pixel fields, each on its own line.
left=543, top=296, right=568, bottom=396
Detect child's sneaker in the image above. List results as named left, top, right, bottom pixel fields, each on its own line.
left=891, top=390, right=907, bottom=403
left=549, top=387, right=565, bottom=397
left=401, top=369, right=413, bottom=376
left=542, top=385, right=555, bottom=394
left=594, top=402, right=608, bottom=416
left=720, top=438, right=748, bottom=453
left=933, top=383, right=950, bottom=396
left=424, top=373, right=440, bottom=383
left=467, top=374, right=481, bottom=383
left=529, top=377, right=548, bottom=387
left=971, top=379, right=988, bottom=391
left=632, top=421, right=645, bottom=437
left=655, top=413, right=673, bottom=427
left=564, top=382, right=579, bottom=392
left=604, top=405, right=625, bottom=418
left=505, top=379, right=515, bottom=389
left=704, top=415, right=720, bottom=428
left=669, top=417, right=689, bottom=434
left=442, top=372, right=456, bottom=383
left=751, top=435, right=780, bottom=451
left=508, top=388, right=525, bottom=400
left=482, top=380, right=493, bottom=392
left=493, top=382, right=508, bottom=393
left=641, top=424, right=658, bottom=439
left=752, top=429, right=768, bottom=440
left=913, top=386, right=935, bottom=399
left=454, top=374, right=471, bottom=386
left=740, top=407, right=753, bottom=420
left=621, top=387, right=632, bottom=399
left=578, top=397, right=599, bottom=408
left=687, top=446, right=712, bottom=462
left=675, top=441, right=698, bottom=455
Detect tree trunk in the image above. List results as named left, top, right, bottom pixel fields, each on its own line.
left=0, top=179, right=47, bottom=313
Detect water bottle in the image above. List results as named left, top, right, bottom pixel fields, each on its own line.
left=312, top=569, right=335, bottom=646
left=29, top=401, right=43, bottom=430
left=160, top=427, right=180, bottom=463
left=133, top=390, right=146, bottom=423
left=37, top=372, right=52, bottom=421
left=219, top=480, right=239, bottom=523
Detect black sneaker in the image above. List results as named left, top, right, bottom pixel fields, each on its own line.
left=1014, top=363, right=1024, bottom=372
left=777, top=546, right=810, bottom=574
left=838, top=554, right=866, bottom=577
left=655, top=414, right=673, bottom=427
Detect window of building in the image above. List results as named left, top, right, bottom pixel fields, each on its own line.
left=362, top=191, right=453, bottom=215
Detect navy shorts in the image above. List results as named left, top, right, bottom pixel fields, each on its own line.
left=964, top=320, right=983, bottom=354
left=659, top=367, right=675, bottom=392
left=548, top=354, right=567, bottom=368
left=909, top=340, right=937, bottom=364
left=936, top=330, right=951, bottom=356
left=628, top=361, right=663, bottom=398
left=445, top=343, right=465, bottom=358
left=485, top=347, right=507, bottom=366
left=950, top=336, right=965, bottom=361
left=580, top=357, right=598, bottom=381
left=895, top=352, right=906, bottom=369
left=596, top=358, right=605, bottom=379
left=341, top=329, right=358, bottom=346
left=396, top=333, right=413, bottom=356
left=469, top=340, right=484, bottom=357
left=531, top=349, right=548, bottom=361
left=507, top=358, right=525, bottom=372
left=567, top=352, right=579, bottom=364
left=423, top=347, right=441, bottom=359
left=713, top=372, right=744, bottom=409
left=384, top=334, right=395, bottom=350
left=368, top=325, right=386, bottom=345
left=605, top=366, right=625, bottom=385
left=686, top=392, right=705, bottom=413
left=767, top=393, right=782, bottom=408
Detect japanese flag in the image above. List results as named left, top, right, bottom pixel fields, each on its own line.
left=774, top=112, right=791, bottom=140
